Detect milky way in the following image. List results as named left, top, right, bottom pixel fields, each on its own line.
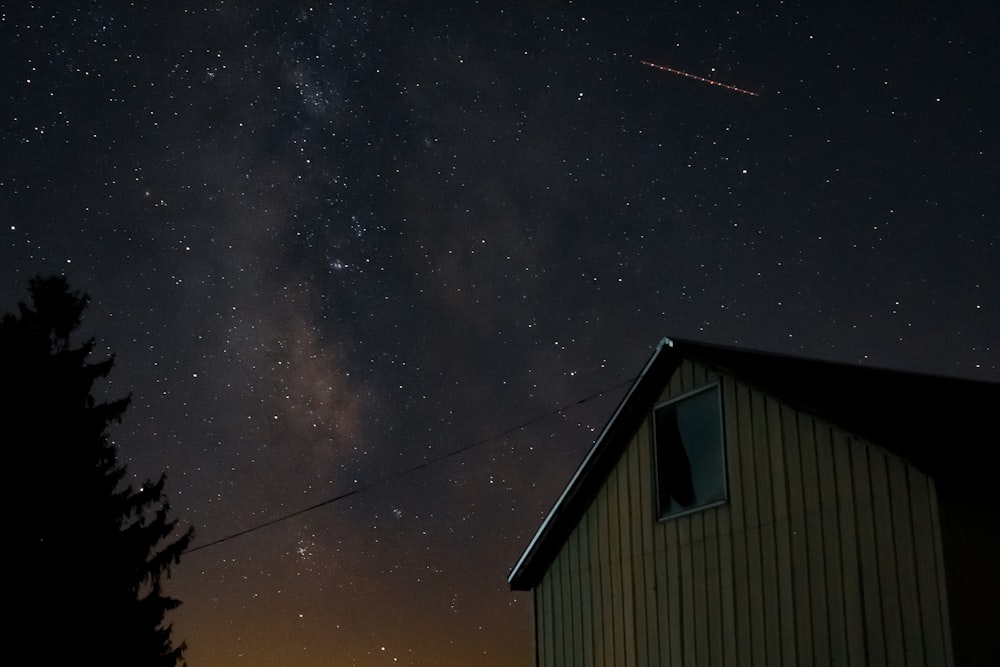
left=3, top=2, right=997, bottom=665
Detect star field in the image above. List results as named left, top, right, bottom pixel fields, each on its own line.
left=2, top=2, right=998, bottom=665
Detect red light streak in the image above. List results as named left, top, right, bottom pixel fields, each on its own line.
left=640, top=60, right=760, bottom=97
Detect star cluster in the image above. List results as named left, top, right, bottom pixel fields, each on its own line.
left=2, top=2, right=997, bottom=665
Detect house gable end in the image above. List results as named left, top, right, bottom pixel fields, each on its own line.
left=530, top=359, right=959, bottom=666
left=510, top=336, right=999, bottom=664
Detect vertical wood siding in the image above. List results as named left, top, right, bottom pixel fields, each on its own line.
left=535, top=360, right=952, bottom=666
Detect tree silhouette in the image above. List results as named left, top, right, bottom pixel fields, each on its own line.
left=1, top=276, right=194, bottom=666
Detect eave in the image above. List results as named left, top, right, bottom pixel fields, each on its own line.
left=508, top=337, right=682, bottom=591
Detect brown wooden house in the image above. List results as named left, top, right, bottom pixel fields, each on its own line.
left=508, top=337, right=999, bottom=666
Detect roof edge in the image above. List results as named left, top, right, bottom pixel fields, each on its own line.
left=508, top=337, right=680, bottom=590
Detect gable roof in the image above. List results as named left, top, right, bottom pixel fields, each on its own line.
left=508, top=336, right=1000, bottom=591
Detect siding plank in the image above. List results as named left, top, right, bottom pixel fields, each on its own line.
left=737, top=384, right=767, bottom=666
left=618, top=445, right=638, bottom=667
left=800, top=417, right=831, bottom=662
left=852, top=441, right=886, bottom=665
left=908, top=470, right=948, bottom=666
left=559, top=531, right=580, bottom=665
left=579, top=509, right=595, bottom=667
left=608, top=466, right=625, bottom=667
left=541, top=570, right=554, bottom=667
left=870, top=450, right=905, bottom=664
left=752, top=390, right=780, bottom=665
left=637, top=420, right=661, bottom=665
left=717, top=506, right=737, bottom=667
left=718, top=379, right=738, bottom=667
left=889, top=454, right=923, bottom=667
left=691, top=512, right=708, bottom=665
left=704, top=509, right=723, bottom=667
left=928, top=483, right=954, bottom=667
left=783, top=407, right=813, bottom=663
left=679, top=516, right=695, bottom=665
left=599, top=478, right=615, bottom=667
left=626, top=435, right=650, bottom=667
left=726, top=380, right=753, bottom=664
left=666, top=518, right=683, bottom=666
left=816, top=424, right=847, bottom=665
left=767, top=396, right=797, bottom=665
left=653, top=496, right=671, bottom=664
left=568, top=522, right=583, bottom=667
left=587, top=501, right=604, bottom=665
left=834, top=436, right=864, bottom=666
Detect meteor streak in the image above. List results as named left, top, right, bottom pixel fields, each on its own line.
left=641, top=60, right=759, bottom=97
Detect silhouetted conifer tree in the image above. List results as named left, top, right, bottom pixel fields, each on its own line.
left=1, top=276, right=193, bottom=666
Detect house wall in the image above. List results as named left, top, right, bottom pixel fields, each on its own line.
left=534, top=359, right=953, bottom=667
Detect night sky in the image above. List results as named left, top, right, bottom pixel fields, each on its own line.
left=3, top=2, right=998, bottom=665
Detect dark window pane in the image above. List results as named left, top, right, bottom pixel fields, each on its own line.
left=655, top=384, right=726, bottom=518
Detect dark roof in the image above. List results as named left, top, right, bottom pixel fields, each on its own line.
left=508, top=336, right=1000, bottom=591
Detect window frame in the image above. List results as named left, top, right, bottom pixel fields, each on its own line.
left=652, top=382, right=728, bottom=521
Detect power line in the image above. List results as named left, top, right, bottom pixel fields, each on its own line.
left=184, top=376, right=635, bottom=555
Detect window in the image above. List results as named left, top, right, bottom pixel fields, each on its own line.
left=654, top=383, right=727, bottom=519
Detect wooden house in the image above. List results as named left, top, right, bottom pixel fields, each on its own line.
left=508, top=337, right=999, bottom=666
